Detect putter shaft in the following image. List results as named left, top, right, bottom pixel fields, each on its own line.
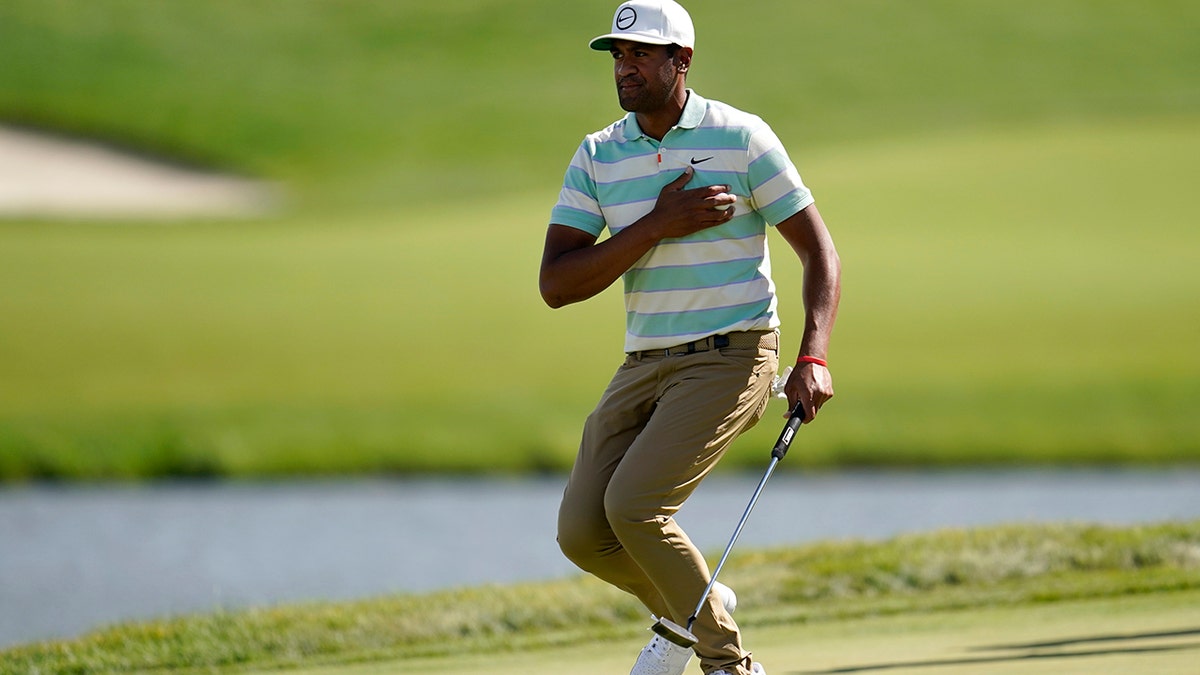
left=684, top=407, right=804, bottom=631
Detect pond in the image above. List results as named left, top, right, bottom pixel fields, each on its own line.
left=2, top=469, right=1198, bottom=648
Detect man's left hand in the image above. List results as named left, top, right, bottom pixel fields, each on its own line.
left=784, top=363, right=834, bottom=423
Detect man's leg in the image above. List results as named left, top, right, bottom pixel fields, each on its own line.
left=557, top=355, right=672, bottom=618
left=605, top=343, right=776, bottom=674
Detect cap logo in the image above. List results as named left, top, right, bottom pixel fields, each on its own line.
left=616, top=6, right=637, bottom=30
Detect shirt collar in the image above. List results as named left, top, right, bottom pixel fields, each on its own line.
left=677, top=89, right=707, bottom=129
left=623, top=89, right=707, bottom=141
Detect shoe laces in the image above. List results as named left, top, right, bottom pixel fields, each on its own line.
left=633, top=633, right=691, bottom=675
left=647, top=633, right=688, bottom=661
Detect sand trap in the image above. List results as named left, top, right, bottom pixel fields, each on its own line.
left=0, top=125, right=277, bottom=219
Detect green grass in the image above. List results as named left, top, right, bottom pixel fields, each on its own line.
left=0, top=0, right=1198, bottom=478
left=319, top=592, right=1200, bottom=675
left=1, top=121, right=1195, bottom=479
left=2, top=520, right=1197, bottom=673
left=1, top=0, right=1196, bottom=210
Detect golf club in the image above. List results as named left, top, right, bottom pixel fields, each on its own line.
left=650, top=406, right=807, bottom=648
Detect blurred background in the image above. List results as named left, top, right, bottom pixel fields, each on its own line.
left=1, top=0, right=1197, bottom=647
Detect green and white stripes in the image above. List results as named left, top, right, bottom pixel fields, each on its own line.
left=550, top=90, right=812, bottom=351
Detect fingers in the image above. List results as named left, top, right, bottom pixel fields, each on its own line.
left=663, top=165, right=694, bottom=191
left=783, top=366, right=834, bottom=422
left=785, top=395, right=824, bottom=423
left=687, top=186, right=737, bottom=218
left=791, top=392, right=833, bottom=422
left=652, top=169, right=736, bottom=238
left=662, top=168, right=734, bottom=207
left=709, top=191, right=737, bottom=211
left=784, top=396, right=815, bottom=422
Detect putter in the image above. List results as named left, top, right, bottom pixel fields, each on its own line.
left=650, top=406, right=807, bottom=648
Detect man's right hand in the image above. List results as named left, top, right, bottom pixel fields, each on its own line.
left=645, top=166, right=737, bottom=240
left=540, top=169, right=737, bottom=309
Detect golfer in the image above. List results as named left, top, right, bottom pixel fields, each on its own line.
left=540, top=1, right=840, bottom=673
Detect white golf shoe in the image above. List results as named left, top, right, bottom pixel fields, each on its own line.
left=629, top=583, right=740, bottom=675
left=628, top=632, right=692, bottom=675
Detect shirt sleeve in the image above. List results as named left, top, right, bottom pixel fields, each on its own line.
left=746, top=124, right=814, bottom=227
left=549, top=140, right=606, bottom=237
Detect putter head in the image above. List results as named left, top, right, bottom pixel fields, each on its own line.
left=651, top=616, right=698, bottom=648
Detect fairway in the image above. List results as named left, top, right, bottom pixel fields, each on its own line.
left=1, top=119, right=1197, bottom=478
left=289, top=591, right=1200, bottom=675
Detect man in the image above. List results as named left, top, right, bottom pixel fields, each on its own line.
left=539, top=1, right=840, bottom=673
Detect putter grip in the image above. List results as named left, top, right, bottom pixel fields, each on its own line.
left=771, top=408, right=805, bottom=459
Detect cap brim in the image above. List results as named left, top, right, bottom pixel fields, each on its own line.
left=589, top=32, right=674, bottom=51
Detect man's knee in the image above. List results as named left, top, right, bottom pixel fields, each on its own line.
left=557, top=506, right=616, bottom=572
left=556, top=523, right=589, bottom=567
left=603, top=483, right=665, bottom=541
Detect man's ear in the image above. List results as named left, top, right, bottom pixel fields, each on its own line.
left=675, top=47, right=693, bottom=74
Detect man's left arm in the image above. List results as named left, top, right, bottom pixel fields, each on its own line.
left=775, top=203, right=841, bottom=423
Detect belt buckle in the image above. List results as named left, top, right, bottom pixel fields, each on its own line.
left=665, top=341, right=695, bottom=357
left=650, top=334, right=736, bottom=359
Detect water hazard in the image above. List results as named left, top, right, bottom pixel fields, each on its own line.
left=2, top=469, right=1199, bottom=648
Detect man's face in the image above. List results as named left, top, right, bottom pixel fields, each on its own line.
left=609, top=40, right=687, bottom=113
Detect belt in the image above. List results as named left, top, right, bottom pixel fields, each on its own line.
left=628, top=330, right=778, bottom=359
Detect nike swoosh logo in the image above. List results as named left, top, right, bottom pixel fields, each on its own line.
left=690, top=156, right=714, bottom=165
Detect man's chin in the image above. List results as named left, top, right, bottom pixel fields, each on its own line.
left=618, top=94, right=642, bottom=112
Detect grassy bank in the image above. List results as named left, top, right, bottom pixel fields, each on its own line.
left=0, top=0, right=1197, bottom=479
left=1, top=520, right=1197, bottom=673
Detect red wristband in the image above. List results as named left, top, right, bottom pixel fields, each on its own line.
left=797, top=355, right=828, bottom=367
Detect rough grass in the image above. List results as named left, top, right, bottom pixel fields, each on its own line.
left=1, top=520, right=1197, bottom=673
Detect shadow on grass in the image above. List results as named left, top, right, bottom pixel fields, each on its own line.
left=969, top=627, right=1200, bottom=651
left=795, top=627, right=1200, bottom=674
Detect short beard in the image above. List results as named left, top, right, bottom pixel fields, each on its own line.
left=617, top=74, right=676, bottom=113
left=617, top=89, right=646, bottom=113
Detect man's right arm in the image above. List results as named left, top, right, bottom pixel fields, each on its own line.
left=540, top=218, right=676, bottom=309
left=539, top=166, right=736, bottom=308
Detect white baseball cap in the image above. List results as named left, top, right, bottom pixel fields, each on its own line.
left=589, top=0, right=695, bottom=51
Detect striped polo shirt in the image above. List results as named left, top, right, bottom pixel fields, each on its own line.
left=550, top=90, right=814, bottom=352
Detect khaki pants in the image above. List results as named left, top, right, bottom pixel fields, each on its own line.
left=557, top=331, right=778, bottom=674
